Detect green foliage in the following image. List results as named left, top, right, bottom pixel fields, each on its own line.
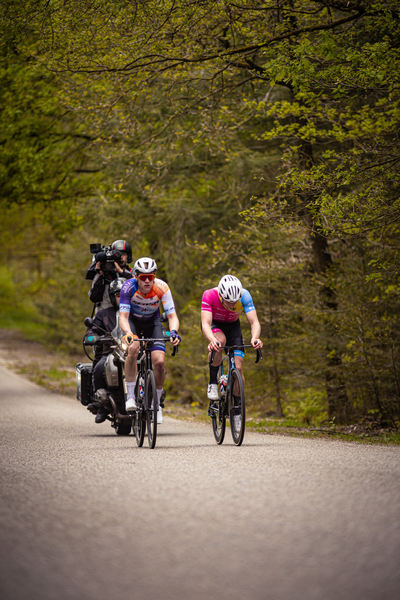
left=0, top=266, right=16, bottom=299
left=283, top=388, right=328, bottom=426
left=0, top=52, right=98, bottom=212
left=1, top=0, right=399, bottom=426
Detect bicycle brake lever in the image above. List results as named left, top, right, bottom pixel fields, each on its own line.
left=210, top=350, right=216, bottom=364
left=172, top=345, right=178, bottom=356
left=255, top=349, right=262, bottom=363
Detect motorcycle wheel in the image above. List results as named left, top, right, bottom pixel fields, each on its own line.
left=115, top=422, right=131, bottom=436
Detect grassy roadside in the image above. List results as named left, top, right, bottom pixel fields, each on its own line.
left=0, top=325, right=87, bottom=398
left=1, top=325, right=399, bottom=446
left=0, top=307, right=49, bottom=342
left=164, top=402, right=400, bottom=446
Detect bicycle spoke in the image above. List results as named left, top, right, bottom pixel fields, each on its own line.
left=210, top=367, right=226, bottom=444
left=211, top=399, right=226, bottom=444
left=229, top=369, right=245, bottom=446
left=133, top=374, right=145, bottom=446
left=145, top=370, right=157, bottom=449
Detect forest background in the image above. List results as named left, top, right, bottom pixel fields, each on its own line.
left=1, top=0, right=399, bottom=429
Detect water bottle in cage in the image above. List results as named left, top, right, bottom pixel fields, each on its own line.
left=219, top=374, right=228, bottom=397
left=139, top=377, right=145, bottom=398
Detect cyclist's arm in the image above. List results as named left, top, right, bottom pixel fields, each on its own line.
left=158, top=284, right=180, bottom=344
left=119, top=310, right=131, bottom=336
left=118, top=279, right=138, bottom=341
left=166, top=311, right=180, bottom=345
left=246, top=309, right=263, bottom=349
left=201, top=310, right=221, bottom=351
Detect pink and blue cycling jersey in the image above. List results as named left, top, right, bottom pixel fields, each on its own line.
left=201, top=288, right=255, bottom=322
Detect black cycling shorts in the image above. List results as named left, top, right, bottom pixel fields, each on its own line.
left=129, top=315, right=166, bottom=352
left=209, top=319, right=245, bottom=358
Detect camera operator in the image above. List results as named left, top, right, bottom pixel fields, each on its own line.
left=85, top=239, right=133, bottom=310
left=85, top=278, right=125, bottom=423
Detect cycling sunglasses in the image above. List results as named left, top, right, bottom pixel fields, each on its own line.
left=138, top=273, right=155, bottom=281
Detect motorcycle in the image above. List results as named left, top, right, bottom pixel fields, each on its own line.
left=76, top=311, right=169, bottom=435
left=76, top=310, right=133, bottom=435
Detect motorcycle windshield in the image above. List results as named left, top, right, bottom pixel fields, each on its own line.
left=111, top=311, right=125, bottom=343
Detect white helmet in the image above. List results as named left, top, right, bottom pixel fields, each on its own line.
left=134, top=257, right=157, bottom=275
left=218, top=275, right=243, bottom=303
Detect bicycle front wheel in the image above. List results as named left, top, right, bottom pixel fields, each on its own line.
left=211, top=399, right=226, bottom=444
left=229, top=368, right=245, bottom=446
left=145, top=370, right=158, bottom=449
left=133, top=375, right=145, bottom=447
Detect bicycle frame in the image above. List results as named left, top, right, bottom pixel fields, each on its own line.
left=209, top=344, right=262, bottom=446
left=136, top=339, right=156, bottom=375
left=130, top=337, right=165, bottom=448
left=210, top=343, right=262, bottom=395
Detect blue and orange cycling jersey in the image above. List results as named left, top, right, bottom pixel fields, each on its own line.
left=201, top=287, right=255, bottom=323
left=120, top=277, right=176, bottom=322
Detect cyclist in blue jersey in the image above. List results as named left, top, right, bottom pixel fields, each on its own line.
left=119, top=257, right=180, bottom=423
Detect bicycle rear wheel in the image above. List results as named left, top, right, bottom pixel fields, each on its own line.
left=229, top=368, right=245, bottom=446
left=133, top=375, right=145, bottom=447
left=211, top=399, right=226, bottom=444
left=145, top=370, right=158, bottom=449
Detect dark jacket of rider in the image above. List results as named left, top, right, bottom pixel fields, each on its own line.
left=84, top=306, right=118, bottom=368
left=85, top=263, right=133, bottom=308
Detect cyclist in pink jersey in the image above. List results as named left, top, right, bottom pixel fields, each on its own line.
left=201, top=275, right=263, bottom=401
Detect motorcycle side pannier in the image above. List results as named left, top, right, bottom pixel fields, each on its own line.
left=76, top=363, right=93, bottom=406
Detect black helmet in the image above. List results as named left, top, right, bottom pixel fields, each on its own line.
left=111, top=240, right=132, bottom=263
left=109, top=278, right=125, bottom=307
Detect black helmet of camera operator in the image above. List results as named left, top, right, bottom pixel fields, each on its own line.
left=111, top=240, right=132, bottom=263
left=134, top=257, right=157, bottom=275
left=109, top=278, right=125, bottom=307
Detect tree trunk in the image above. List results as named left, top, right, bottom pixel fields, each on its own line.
left=267, top=231, right=284, bottom=418
left=298, top=137, right=351, bottom=423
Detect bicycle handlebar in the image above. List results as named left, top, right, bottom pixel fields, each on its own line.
left=127, top=336, right=179, bottom=357
left=209, top=345, right=262, bottom=364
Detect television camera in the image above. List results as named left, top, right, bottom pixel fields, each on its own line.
left=90, top=243, right=124, bottom=273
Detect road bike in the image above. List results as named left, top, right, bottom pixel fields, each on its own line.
left=130, top=336, right=178, bottom=449
left=208, top=344, right=262, bottom=446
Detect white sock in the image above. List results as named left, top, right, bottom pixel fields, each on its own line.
left=126, top=381, right=136, bottom=399
left=157, top=389, right=163, bottom=403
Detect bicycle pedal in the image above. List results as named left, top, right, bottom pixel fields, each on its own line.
left=208, top=402, right=219, bottom=416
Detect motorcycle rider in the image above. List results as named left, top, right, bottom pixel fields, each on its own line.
left=85, top=239, right=133, bottom=310
left=85, top=278, right=125, bottom=423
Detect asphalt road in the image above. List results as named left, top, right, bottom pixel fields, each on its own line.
left=0, top=365, right=399, bottom=600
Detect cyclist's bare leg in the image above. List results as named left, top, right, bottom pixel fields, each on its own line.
left=209, top=331, right=226, bottom=366
left=125, top=341, right=140, bottom=382
left=233, top=355, right=245, bottom=392
left=151, top=350, right=166, bottom=390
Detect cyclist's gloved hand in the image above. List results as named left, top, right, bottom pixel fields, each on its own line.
left=170, top=330, right=181, bottom=345
left=122, top=332, right=138, bottom=347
